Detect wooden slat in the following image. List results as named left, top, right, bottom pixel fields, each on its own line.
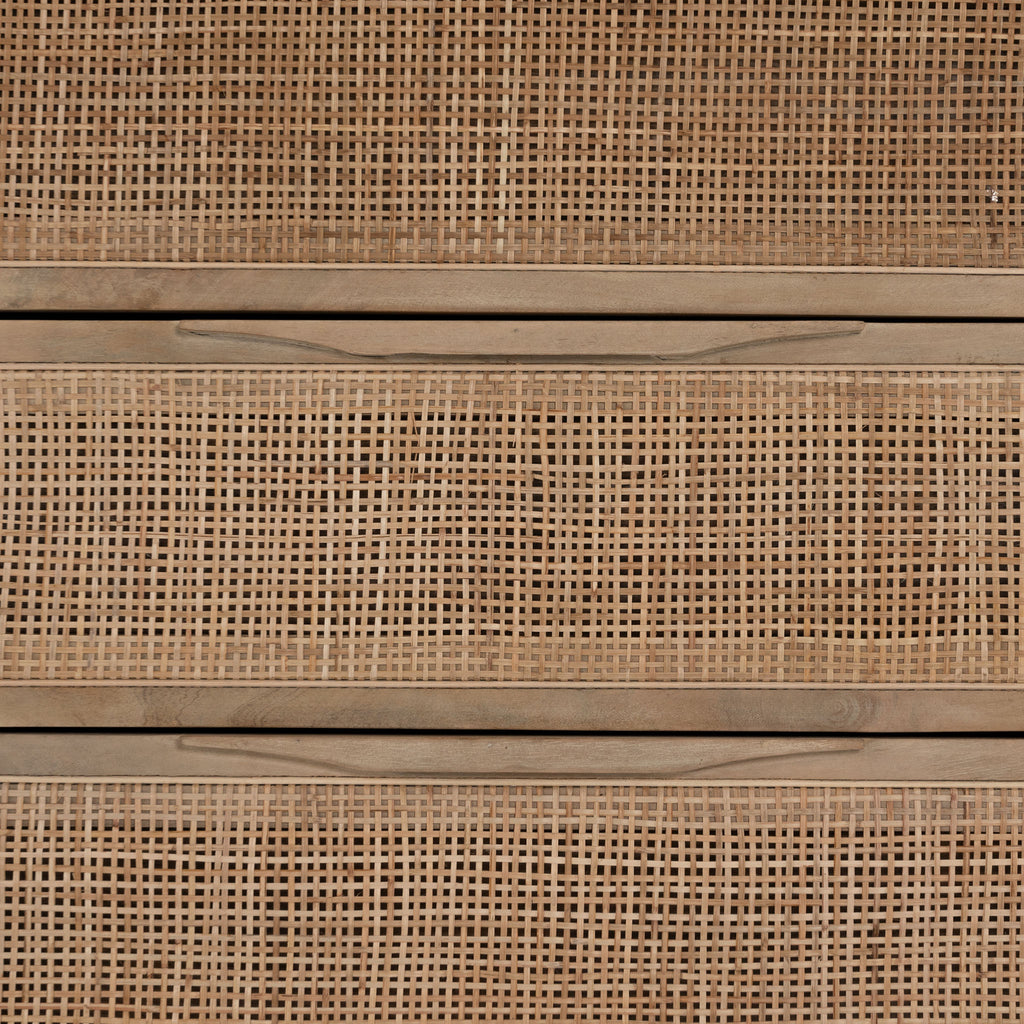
left=4, top=685, right=1024, bottom=732
left=5, top=318, right=1024, bottom=363
left=2, top=267, right=1024, bottom=316
left=4, top=732, right=1024, bottom=780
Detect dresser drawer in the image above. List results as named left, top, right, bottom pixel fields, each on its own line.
left=5, top=332, right=1024, bottom=729
left=3, top=1, right=1024, bottom=314
left=4, top=0, right=1021, bottom=268
left=4, top=734, right=1024, bottom=1022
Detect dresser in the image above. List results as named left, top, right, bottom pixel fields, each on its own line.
left=3, top=2, right=1024, bottom=1021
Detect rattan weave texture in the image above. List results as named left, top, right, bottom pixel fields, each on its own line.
left=3, top=780, right=1022, bottom=1021
left=3, top=1, right=1021, bottom=265
left=2, top=366, right=1021, bottom=685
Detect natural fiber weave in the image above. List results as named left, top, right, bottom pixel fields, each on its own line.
left=3, top=779, right=1023, bottom=1021
left=3, top=366, right=1023, bottom=684
left=3, top=1, right=1022, bottom=265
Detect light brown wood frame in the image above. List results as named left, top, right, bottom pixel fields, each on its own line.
left=5, top=322, right=1024, bottom=731
left=6, top=732, right=1024, bottom=781
left=1, top=266, right=1023, bottom=316
left=4, top=317, right=1024, bottom=364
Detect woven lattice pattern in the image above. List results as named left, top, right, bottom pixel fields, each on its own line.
left=2, top=367, right=1023, bottom=684
left=3, top=1, right=1022, bottom=264
left=2, top=780, right=1023, bottom=1021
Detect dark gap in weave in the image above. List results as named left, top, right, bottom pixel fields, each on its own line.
left=4, top=311, right=1024, bottom=324
left=5, top=728, right=1024, bottom=740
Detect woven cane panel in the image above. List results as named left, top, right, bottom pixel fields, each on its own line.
left=3, top=1, right=1022, bottom=266
left=3, top=780, right=1023, bottom=1022
left=2, top=367, right=1023, bottom=685
left=2, top=364, right=1024, bottom=684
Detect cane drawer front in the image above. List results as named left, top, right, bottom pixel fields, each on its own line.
left=3, top=363, right=1023, bottom=704
left=4, top=770, right=1024, bottom=1023
left=3, top=0, right=1022, bottom=269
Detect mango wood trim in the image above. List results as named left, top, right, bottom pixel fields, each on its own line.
left=4, top=686, right=1023, bottom=732
left=1, top=266, right=1022, bottom=316
left=3, top=733, right=1024, bottom=780
left=3, top=319, right=1024, bottom=363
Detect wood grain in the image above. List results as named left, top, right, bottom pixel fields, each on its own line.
left=4, top=732, right=1024, bottom=779
left=2, top=267, right=1023, bottom=316
left=4, top=685, right=1024, bottom=731
left=3, top=318, right=1024, bottom=364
